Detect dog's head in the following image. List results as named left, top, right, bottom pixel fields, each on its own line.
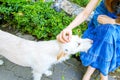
left=61, top=35, right=93, bottom=54
left=57, top=35, right=93, bottom=60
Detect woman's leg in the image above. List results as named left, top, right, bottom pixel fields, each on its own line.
left=100, top=73, right=108, bottom=80
left=82, top=66, right=96, bottom=80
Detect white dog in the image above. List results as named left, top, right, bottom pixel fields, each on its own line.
left=0, top=30, right=92, bottom=80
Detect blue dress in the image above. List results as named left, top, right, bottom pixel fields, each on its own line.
left=80, top=0, right=120, bottom=76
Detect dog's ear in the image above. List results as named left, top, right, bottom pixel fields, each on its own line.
left=57, top=50, right=66, bottom=60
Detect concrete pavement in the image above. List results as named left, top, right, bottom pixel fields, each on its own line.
left=0, top=57, right=116, bottom=80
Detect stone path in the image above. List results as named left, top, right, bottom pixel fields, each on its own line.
left=0, top=58, right=83, bottom=80
left=53, top=0, right=94, bottom=21
left=0, top=57, right=116, bottom=80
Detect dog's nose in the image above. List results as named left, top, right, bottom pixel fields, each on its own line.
left=78, top=43, right=80, bottom=46
left=90, top=40, right=93, bottom=44
left=65, top=49, right=68, bottom=52
left=77, top=43, right=81, bottom=47
left=86, top=39, right=93, bottom=44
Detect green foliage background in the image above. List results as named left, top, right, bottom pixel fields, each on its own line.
left=0, top=0, right=88, bottom=40
left=70, top=0, right=89, bottom=7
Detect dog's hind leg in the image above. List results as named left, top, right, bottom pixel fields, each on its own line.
left=0, top=56, right=4, bottom=65
left=32, top=71, right=42, bottom=80
left=44, top=70, right=52, bottom=76
left=0, top=60, right=4, bottom=65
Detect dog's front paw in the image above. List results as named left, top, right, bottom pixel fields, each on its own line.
left=44, top=70, right=52, bottom=76
left=0, top=60, right=4, bottom=65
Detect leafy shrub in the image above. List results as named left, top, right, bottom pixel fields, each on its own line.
left=0, top=0, right=87, bottom=40
left=70, top=0, right=89, bottom=7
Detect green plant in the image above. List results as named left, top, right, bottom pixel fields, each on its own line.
left=61, top=75, right=65, bottom=80
left=70, top=0, right=89, bottom=7
left=0, top=0, right=87, bottom=40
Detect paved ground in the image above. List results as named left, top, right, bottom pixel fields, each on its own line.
left=0, top=57, right=116, bottom=80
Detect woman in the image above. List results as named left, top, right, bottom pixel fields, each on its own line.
left=57, top=0, right=120, bottom=80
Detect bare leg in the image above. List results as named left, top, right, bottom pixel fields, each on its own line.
left=82, top=66, right=96, bottom=80
left=100, top=73, right=108, bottom=80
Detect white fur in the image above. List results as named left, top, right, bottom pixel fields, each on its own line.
left=0, top=30, right=92, bottom=80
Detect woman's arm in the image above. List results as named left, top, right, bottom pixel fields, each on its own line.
left=67, top=0, right=100, bottom=29
left=57, top=0, right=100, bottom=43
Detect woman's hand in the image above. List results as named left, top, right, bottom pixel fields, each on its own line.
left=57, top=28, right=72, bottom=43
left=97, top=15, right=116, bottom=24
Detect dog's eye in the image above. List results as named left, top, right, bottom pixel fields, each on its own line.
left=65, top=49, right=68, bottom=52
left=78, top=43, right=80, bottom=47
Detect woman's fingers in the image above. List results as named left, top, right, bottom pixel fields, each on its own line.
left=97, top=15, right=115, bottom=24
left=57, top=34, right=66, bottom=43
left=57, top=28, right=72, bottom=43
left=62, top=30, right=70, bottom=42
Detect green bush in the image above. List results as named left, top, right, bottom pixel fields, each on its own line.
left=0, top=0, right=87, bottom=40
left=70, top=0, right=89, bottom=7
